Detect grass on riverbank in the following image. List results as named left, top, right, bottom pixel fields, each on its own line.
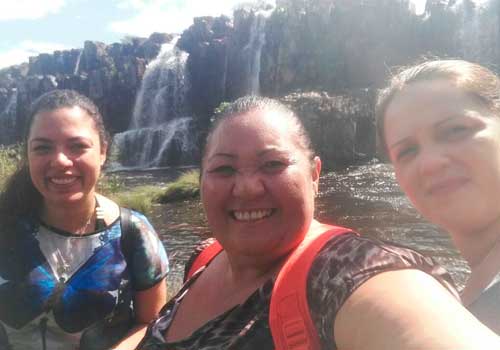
left=155, top=170, right=200, bottom=203
left=109, top=185, right=161, bottom=213
left=0, top=145, right=200, bottom=216
left=108, top=170, right=200, bottom=214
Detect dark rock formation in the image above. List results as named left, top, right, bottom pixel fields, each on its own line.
left=178, top=16, right=231, bottom=125
left=281, top=90, right=377, bottom=168
left=2, top=0, right=500, bottom=168
left=0, top=32, right=172, bottom=142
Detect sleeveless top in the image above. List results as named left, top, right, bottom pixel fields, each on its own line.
left=0, top=209, right=169, bottom=350
left=138, top=233, right=457, bottom=350
left=467, top=273, right=500, bottom=334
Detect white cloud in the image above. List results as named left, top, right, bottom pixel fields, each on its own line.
left=0, top=41, right=69, bottom=69
left=410, top=0, right=490, bottom=15
left=109, top=0, right=273, bottom=37
left=0, top=0, right=66, bottom=21
left=113, top=0, right=148, bottom=10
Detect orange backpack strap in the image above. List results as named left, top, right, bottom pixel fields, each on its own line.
left=269, top=224, right=351, bottom=350
left=185, top=240, right=223, bottom=280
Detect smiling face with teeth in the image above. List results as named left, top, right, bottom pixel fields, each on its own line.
left=201, top=107, right=321, bottom=260
left=27, top=106, right=107, bottom=211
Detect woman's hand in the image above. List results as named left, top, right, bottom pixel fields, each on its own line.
left=110, top=324, right=149, bottom=350
left=111, top=278, right=167, bottom=350
left=334, top=269, right=500, bottom=349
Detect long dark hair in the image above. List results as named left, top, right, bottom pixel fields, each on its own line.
left=0, top=89, right=108, bottom=246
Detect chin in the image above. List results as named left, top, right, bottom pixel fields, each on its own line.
left=47, top=193, right=87, bottom=206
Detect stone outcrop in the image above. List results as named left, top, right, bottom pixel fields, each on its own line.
left=281, top=90, right=377, bottom=167
left=178, top=16, right=231, bottom=125
left=1, top=32, right=172, bottom=141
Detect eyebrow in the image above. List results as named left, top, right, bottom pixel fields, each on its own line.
left=388, top=115, right=462, bottom=150
left=257, top=147, right=283, bottom=157
left=206, top=153, right=236, bottom=162
left=29, top=136, right=93, bottom=145
left=29, top=137, right=52, bottom=145
left=207, top=147, right=284, bottom=162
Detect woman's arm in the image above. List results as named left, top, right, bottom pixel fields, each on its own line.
left=111, top=278, right=167, bottom=350
left=334, top=269, right=499, bottom=349
left=134, top=278, right=168, bottom=323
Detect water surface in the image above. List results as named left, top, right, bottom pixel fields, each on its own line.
left=113, top=163, right=469, bottom=290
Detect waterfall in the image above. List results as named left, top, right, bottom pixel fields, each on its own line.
left=243, top=8, right=273, bottom=95
left=73, top=50, right=83, bottom=75
left=1, top=90, right=17, bottom=119
left=0, top=89, right=18, bottom=144
left=130, top=38, right=189, bottom=129
left=456, top=0, right=496, bottom=64
left=111, top=37, right=195, bottom=168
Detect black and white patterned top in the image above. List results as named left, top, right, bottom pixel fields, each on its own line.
left=138, top=232, right=457, bottom=350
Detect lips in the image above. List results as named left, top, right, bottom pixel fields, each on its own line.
left=50, top=176, right=78, bottom=185
left=46, top=175, right=82, bottom=191
left=426, top=177, right=469, bottom=196
left=231, top=209, right=275, bottom=222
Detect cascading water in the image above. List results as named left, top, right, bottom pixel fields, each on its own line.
left=0, top=89, right=18, bottom=144
left=112, top=38, right=196, bottom=168
left=1, top=90, right=17, bottom=119
left=457, top=0, right=496, bottom=63
left=73, top=50, right=82, bottom=75
left=242, top=7, right=273, bottom=96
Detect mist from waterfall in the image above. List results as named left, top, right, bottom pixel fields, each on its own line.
left=112, top=37, right=195, bottom=169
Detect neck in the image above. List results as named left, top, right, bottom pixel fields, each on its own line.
left=222, top=219, right=322, bottom=285
left=222, top=250, right=285, bottom=286
left=451, top=219, right=500, bottom=268
left=42, top=195, right=96, bottom=234
left=454, top=222, right=500, bottom=305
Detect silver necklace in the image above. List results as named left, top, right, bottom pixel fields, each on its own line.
left=73, top=201, right=101, bottom=235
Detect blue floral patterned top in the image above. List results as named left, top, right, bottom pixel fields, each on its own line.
left=0, top=209, right=169, bottom=350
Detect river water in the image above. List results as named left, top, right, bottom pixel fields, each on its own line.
left=111, top=163, right=469, bottom=291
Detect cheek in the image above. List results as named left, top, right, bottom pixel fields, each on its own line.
left=279, top=176, right=314, bottom=211
left=27, top=157, right=42, bottom=175
left=394, top=167, right=418, bottom=197
left=200, top=178, right=226, bottom=207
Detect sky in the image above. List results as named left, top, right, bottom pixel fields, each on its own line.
left=0, top=0, right=485, bottom=69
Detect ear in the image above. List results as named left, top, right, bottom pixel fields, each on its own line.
left=100, top=142, right=108, bottom=167
left=312, top=156, right=321, bottom=195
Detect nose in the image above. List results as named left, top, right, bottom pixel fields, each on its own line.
left=51, top=150, right=73, bottom=168
left=417, top=147, right=449, bottom=178
left=232, top=172, right=265, bottom=198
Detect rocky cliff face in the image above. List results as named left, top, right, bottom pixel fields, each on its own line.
left=0, top=32, right=171, bottom=141
left=281, top=90, right=376, bottom=167
left=1, top=0, right=498, bottom=168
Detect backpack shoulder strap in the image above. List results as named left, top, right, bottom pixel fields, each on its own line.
left=269, top=224, right=351, bottom=350
left=185, top=240, right=223, bottom=280
left=120, top=207, right=136, bottom=262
